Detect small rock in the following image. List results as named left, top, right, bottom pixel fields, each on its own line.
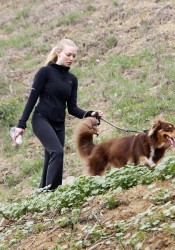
left=62, top=176, right=75, bottom=185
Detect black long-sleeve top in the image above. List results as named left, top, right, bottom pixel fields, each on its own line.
left=17, top=62, right=87, bottom=129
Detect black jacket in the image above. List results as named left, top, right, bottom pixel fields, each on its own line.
left=17, top=62, right=87, bottom=129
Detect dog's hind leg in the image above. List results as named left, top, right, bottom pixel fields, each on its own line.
left=87, top=155, right=108, bottom=176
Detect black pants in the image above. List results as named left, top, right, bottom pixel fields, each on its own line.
left=32, top=112, right=65, bottom=190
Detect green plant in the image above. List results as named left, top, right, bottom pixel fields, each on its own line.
left=55, top=12, right=80, bottom=27
left=163, top=223, right=175, bottom=236
left=125, top=231, right=146, bottom=249
left=147, top=188, right=170, bottom=204
left=1, top=1, right=175, bottom=248
left=20, top=158, right=43, bottom=178
left=15, top=7, right=31, bottom=20
left=0, top=156, right=175, bottom=220
left=56, top=217, right=69, bottom=228
left=71, top=208, right=81, bottom=228
left=105, top=35, right=118, bottom=49
left=34, top=223, right=44, bottom=233
left=0, top=74, right=9, bottom=95
left=1, top=24, right=15, bottom=33
left=0, top=98, right=21, bottom=126
left=112, top=0, right=119, bottom=6
left=105, top=194, right=117, bottom=210
left=5, top=174, right=19, bottom=187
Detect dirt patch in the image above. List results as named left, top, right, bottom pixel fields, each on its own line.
left=1, top=0, right=175, bottom=249
left=1, top=179, right=172, bottom=249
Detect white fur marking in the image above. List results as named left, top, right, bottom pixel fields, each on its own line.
left=146, top=146, right=155, bottom=166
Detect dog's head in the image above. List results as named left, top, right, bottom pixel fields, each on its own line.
left=148, top=120, right=175, bottom=148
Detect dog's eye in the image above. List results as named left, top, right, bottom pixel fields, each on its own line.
left=164, top=127, right=173, bottom=132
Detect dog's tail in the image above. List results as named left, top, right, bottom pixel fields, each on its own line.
left=74, top=117, right=99, bottom=158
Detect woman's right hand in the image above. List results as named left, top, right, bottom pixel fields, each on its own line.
left=14, top=128, right=24, bottom=141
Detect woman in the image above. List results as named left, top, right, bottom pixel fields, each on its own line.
left=14, top=38, right=103, bottom=191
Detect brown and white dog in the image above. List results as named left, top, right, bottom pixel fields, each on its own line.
left=75, top=117, right=175, bottom=176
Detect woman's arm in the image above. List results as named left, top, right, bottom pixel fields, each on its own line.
left=67, top=76, right=86, bottom=118
left=17, top=67, right=47, bottom=129
left=67, top=76, right=103, bottom=119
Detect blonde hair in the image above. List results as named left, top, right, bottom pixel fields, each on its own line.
left=45, top=39, right=77, bottom=65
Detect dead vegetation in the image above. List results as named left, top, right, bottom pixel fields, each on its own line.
left=1, top=0, right=175, bottom=249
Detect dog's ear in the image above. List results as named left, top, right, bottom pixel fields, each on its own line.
left=152, top=119, right=161, bottom=128
left=148, top=120, right=162, bottom=136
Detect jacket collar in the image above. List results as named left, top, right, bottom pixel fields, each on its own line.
left=48, top=61, right=70, bottom=72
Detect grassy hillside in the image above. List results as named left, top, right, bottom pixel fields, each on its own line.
left=1, top=0, right=175, bottom=249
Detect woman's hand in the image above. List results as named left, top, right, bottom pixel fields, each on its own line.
left=91, top=110, right=103, bottom=125
left=14, top=128, right=24, bottom=141
left=91, top=110, right=103, bottom=118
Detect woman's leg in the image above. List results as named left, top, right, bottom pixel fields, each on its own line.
left=39, top=129, right=65, bottom=188
left=45, top=128, right=65, bottom=188
left=32, top=113, right=64, bottom=190
left=39, top=149, right=50, bottom=188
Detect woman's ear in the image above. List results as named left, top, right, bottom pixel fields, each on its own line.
left=55, top=49, right=61, bottom=56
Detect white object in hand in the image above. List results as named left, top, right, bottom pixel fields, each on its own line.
left=10, top=127, right=22, bottom=145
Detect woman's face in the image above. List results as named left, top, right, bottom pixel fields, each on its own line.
left=56, top=45, right=77, bottom=67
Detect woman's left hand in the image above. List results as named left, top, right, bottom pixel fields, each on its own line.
left=91, top=110, right=103, bottom=118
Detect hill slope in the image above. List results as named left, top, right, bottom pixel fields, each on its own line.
left=1, top=0, right=175, bottom=249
